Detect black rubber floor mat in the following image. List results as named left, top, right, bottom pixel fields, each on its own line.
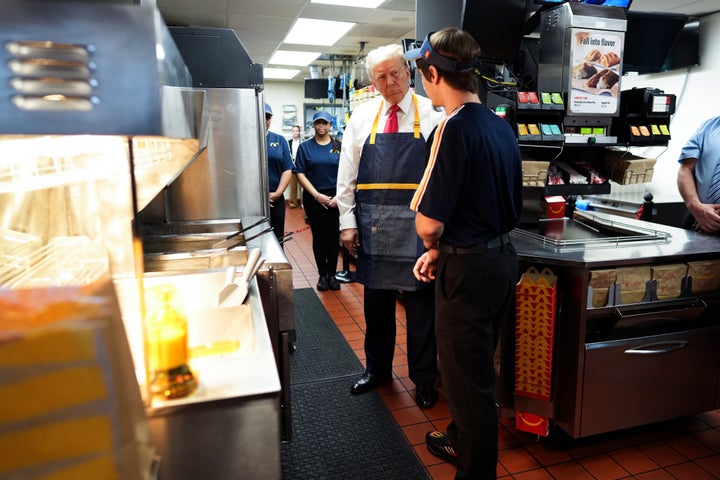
left=290, top=288, right=364, bottom=385
left=282, top=289, right=428, bottom=479
left=281, top=377, right=429, bottom=480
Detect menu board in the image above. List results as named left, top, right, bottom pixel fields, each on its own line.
left=568, top=28, right=624, bottom=116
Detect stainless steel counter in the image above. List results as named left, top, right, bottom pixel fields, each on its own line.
left=115, top=269, right=281, bottom=479
left=510, top=210, right=720, bottom=267
left=241, top=216, right=295, bottom=441
left=502, top=211, right=720, bottom=438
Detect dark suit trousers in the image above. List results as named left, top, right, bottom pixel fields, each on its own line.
left=363, top=285, right=437, bottom=386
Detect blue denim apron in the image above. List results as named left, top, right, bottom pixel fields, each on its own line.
left=355, top=94, right=427, bottom=291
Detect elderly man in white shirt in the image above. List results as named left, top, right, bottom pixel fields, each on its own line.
left=336, top=43, right=445, bottom=408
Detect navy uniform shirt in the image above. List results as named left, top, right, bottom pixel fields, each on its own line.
left=294, top=137, right=341, bottom=190
left=411, top=103, right=522, bottom=247
left=266, top=131, right=293, bottom=190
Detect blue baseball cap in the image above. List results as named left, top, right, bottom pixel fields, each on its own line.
left=265, top=103, right=273, bottom=116
left=404, top=32, right=474, bottom=72
left=312, top=111, right=333, bottom=124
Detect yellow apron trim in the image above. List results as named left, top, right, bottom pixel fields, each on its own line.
left=357, top=183, right=419, bottom=190
left=369, top=94, right=421, bottom=145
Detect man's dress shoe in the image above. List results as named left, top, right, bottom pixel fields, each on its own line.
left=415, top=384, right=439, bottom=409
left=350, top=372, right=389, bottom=395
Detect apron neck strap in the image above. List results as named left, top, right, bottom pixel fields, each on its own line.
left=369, top=94, right=421, bottom=145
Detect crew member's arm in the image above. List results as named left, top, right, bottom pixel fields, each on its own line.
left=270, top=138, right=295, bottom=205
left=415, top=211, right=443, bottom=249
left=678, top=157, right=720, bottom=232
left=270, top=169, right=292, bottom=204
left=297, top=173, right=333, bottom=209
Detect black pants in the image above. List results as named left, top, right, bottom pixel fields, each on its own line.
left=363, top=285, right=437, bottom=386
left=269, top=198, right=286, bottom=247
left=303, top=189, right=339, bottom=277
left=436, top=244, right=517, bottom=480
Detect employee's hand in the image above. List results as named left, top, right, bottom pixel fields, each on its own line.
left=690, top=202, right=720, bottom=233
left=269, top=191, right=282, bottom=204
left=413, top=249, right=438, bottom=283
left=341, top=228, right=359, bottom=255
left=315, top=193, right=334, bottom=209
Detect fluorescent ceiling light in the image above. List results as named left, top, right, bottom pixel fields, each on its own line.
left=264, top=68, right=301, bottom=80
left=269, top=50, right=321, bottom=67
left=312, top=0, right=386, bottom=7
left=283, top=18, right=356, bottom=46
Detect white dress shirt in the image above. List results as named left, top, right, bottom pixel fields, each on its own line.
left=336, top=89, right=445, bottom=230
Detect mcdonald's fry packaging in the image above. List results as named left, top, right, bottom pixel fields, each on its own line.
left=0, top=278, right=155, bottom=480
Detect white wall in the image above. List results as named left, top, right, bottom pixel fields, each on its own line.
left=262, top=81, right=305, bottom=141
left=615, top=11, right=720, bottom=201
left=263, top=80, right=349, bottom=140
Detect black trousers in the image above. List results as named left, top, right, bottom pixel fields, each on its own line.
left=269, top=198, right=286, bottom=247
left=363, top=285, right=437, bottom=386
left=435, top=243, right=517, bottom=480
left=303, top=189, right=339, bottom=277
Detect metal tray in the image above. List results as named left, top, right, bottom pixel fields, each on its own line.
left=512, top=210, right=670, bottom=252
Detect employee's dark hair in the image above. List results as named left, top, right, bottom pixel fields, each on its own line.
left=416, top=27, right=481, bottom=94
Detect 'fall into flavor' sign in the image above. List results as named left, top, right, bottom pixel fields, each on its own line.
left=568, top=29, right=624, bottom=115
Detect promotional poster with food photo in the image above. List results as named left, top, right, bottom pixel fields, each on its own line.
left=569, top=29, right=624, bottom=115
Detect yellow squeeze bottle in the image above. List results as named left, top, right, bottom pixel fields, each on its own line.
left=146, top=284, right=197, bottom=400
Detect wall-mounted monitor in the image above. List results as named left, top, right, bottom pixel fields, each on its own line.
left=304, top=78, right=328, bottom=99
left=622, top=12, right=699, bottom=74
left=662, top=18, right=700, bottom=71
left=304, top=77, right=349, bottom=100
left=462, top=0, right=528, bottom=65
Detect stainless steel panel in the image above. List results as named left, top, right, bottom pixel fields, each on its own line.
left=538, top=7, right=566, bottom=93
left=163, top=88, right=267, bottom=221
left=149, top=395, right=280, bottom=480
left=0, top=1, right=196, bottom=136
left=581, top=327, right=720, bottom=437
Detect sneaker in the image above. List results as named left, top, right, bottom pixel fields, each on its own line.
left=426, top=431, right=458, bottom=466
left=328, top=275, right=340, bottom=291
left=317, top=275, right=329, bottom=291
left=335, top=270, right=355, bottom=283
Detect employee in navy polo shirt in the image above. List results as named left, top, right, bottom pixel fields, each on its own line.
left=265, top=103, right=294, bottom=244
left=407, top=28, right=522, bottom=479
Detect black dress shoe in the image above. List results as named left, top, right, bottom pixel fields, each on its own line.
left=415, top=384, right=439, bottom=409
left=317, top=275, right=329, bottom=291
left=350, top=372, right=390, bottom=395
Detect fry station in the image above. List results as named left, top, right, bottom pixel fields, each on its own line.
left=0, top=2, right=291, bottom=479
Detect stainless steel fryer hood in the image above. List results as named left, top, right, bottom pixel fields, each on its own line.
left=0, top=0, right=202, bottom=140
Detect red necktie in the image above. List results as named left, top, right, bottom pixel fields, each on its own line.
left=384, top=104, right=400, bottom=133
